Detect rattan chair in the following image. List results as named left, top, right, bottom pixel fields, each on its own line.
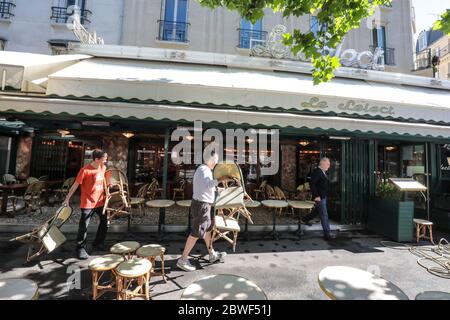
left=172, top=179, right=186, bottom=200
left=22, top=181, right=46, bottom=214
left=265, top=184, right=276, bottom=200
left=54, top=177, right=75, bottom=202
left=253, top=180, right=267, bottom=200
left=11, top=206, right=73, bottom=262
left=102, top=169, right=131, bottom=221
left=129, top=183, right=148, bottom=215
left=2, top=174, right=17, bottom=185
left=26, top=177, right=39, bottom=184
left=274, top=186, right=290, bottom=215
left=210, top=162, right=253, bottom=252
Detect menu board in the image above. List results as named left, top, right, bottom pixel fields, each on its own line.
left=389, top=178, right=427, bottom=191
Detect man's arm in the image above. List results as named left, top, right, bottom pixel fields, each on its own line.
left=310, top=169, right=320, bottom=201
left=63, top=182, right=80, bottom=207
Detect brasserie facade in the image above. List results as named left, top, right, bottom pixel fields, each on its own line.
left=1, top=44, right=450, bottom=231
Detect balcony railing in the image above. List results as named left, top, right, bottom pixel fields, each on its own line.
left=369, top=45, right=395, bottom=66
left=238, top=28, right=268, bottom=49
left=0, top=1, right=15, bottom=20
left=50, top=6, right=91, bottom=25
left=157, top=20, right=190, bottom=43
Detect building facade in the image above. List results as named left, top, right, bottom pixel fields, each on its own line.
left=1, top=0, right=415, bottom=74
left=0, top=0, right=124, bottom=54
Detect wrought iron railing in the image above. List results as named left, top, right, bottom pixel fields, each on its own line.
left=238, top=28, right=268, bottom=49
left=157, top=20, right=190, bottom=43
left=0, top=1, right=15, bottom=19
left=369, top=45, right=395, bottom=66
left=50, top=6, right=91, bottom=25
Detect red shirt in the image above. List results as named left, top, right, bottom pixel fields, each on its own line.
left=75, top=163, right=106, bottom=209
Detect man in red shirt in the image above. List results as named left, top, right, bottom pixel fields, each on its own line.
left=63, top=149, right=108, bottom=260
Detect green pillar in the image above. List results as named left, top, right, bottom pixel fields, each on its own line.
left=159, top=127, right=170, bottom=236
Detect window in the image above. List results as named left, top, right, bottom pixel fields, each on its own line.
left=0, top=38, right=5, bottom=51
left=239, top=18, right=264, bottom=49
left=310, top=16, right=328, bottom=38
left=51, top=0, right=91, bottom=24
left=158, top=0, right=189, bottom=42
left=418, top=33, right=427, bottom=52
left=372, top=26, right=386, bottom=49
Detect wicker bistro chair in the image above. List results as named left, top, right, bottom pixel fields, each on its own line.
left=22, top=181, right=46, bottom=214
left=273, top=186, right=290, bottom=215
left=295, top=182, right=311, bottom=200
left=54, top=177, right=75, bottom=202
left=26, top=177, right=39, bottom=184
left=11, top=206, right=73, bottom=262
left=147, top=178, right=163, bottom=200
left=102, top=169, right=131, bottom=224
left=265, top=184, right=276, bottom=200
left=129, top=183, right=148, bottom=215
left=253, top=180, right=267, bottom=200
left=211, top=162, right=253, bottom=252
left=0, top=183, right=17, bottom=214
left=172, top=179, right=186, bottom=200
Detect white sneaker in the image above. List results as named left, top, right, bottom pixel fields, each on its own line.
left=208, top=251, right=227, bottom=263
left=177, top=258, right=196, bottom=272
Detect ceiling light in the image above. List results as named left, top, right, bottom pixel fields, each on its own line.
left=122, top=132, right=135, bottom=139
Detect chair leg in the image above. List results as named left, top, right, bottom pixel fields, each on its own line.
left=416, top=224, right=420, bottom=243
left=428, top=225, right=434, bottom=244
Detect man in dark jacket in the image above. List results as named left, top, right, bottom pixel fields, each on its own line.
left=302, top=157, right=336, bottom=240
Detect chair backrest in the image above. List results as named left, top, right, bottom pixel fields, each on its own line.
left=259, top=180, right=267, bottom=190
left=27, top=177, right=39, bottom=184
left=38, top=175, right=49, bottom=181
left=274, top=186, right=287, bottom=200
left=136, top=183, right=149, bottom=198
left=3, top=174, right=17, bottom=185
left=47, top=206, right=73, bottom=229
left=25, top=181, right=46, bottom=196
left=62, top=177, right=75, bottom=190
left=265, top=185, right=275, bottom=198
left=104, top=169, right=129, bottom=194
left=213, top=162, right=246, bottom=210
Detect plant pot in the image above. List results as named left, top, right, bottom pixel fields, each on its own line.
left=368, top=197, right=414, bottom=242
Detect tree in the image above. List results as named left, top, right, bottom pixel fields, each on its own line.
left=197, top=0, right=392, bottom=84
left=433, top=9, right=450, bottom=35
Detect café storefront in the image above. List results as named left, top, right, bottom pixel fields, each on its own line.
left=1, top=45, right=450, bottom=231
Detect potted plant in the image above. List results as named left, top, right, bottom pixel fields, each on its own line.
left=368, top=181, right=414, bottom=242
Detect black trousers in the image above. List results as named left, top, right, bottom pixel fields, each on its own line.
left=76, top=206, right=108, bottom=250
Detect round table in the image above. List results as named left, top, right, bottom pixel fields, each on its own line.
left=261, top=200, right=288, bottom=240
left=176, top=200, right=192, bottom=235
left=0, top=278, right=39, bottom=300
left=146, top=200, right=175, bottom=237
left=181, top=274, right=267, bottom=300
left=415, top=291, right=450, bottom=300
left=288, top=200, right=315, bottom=239
left=318, top=266, right=409, bottom=300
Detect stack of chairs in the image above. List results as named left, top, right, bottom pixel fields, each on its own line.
left=211, top=162, right=253, bottom=252
left=102, top=169, right=132, bottom=230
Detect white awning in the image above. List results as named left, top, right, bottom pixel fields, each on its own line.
left=1, top=95, right=450, bottom=139
left=46, top=57, right=450, bottom=124
left=0, top=51, right=90, bottom=92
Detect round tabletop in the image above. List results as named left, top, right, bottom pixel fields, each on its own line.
left=136, top=244, right=166, bottom=257
left=110, top=241, right=141, bottom=254
left=288, top=200, right=315, bottom=210
left=261, top=200, right=288, bottom=208
left=413, top=219, right=433, bottom=225
left=415, top=291, right=450, bottom=300
left=145, top=200, right=175, bottom=208
left=115, top=258, right=152, bottom=278
left=244, top=200, right=261, bottom=208
left=318, top=266, right=409, bottom=300
left=0, top=278, right=39, bottom=300
left=176, top=200, right=192, bottom=207
left=89, top=254, right=125, bottom=271
left=181, top=274, right=267, bottom=300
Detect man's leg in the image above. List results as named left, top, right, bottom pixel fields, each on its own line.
left=181, top=235, right=199, bottom=261
left=317, top=198, right=332, bottom=237
left=76, top=208, right=95, bottom=250
left=204, top=231, right=214, bottom=256
left=93, top=206, right=108, bottom=247
left=303, top=204, right=319, bottom=222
